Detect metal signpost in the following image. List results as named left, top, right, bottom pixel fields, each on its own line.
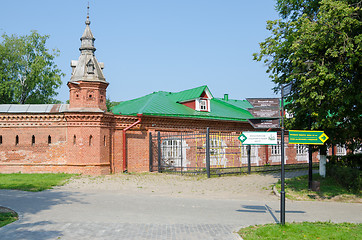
left=246, top=98, right=280, bottom=107
left=238, top=132, right=278, bottom=145
left=288, top=130, right=329, bottom=145
left=246, top=98, right=280, bottom=129
left=280, top=87, right=286, bottom=225
left=238, top=132, right=277, bottom=174
left=289, top=130, right=329, bottom=189
left=245, top=97, right=285, bottom=224
left=248, top=119, right=280, bottom=129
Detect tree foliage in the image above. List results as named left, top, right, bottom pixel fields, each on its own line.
left=106, top=97, right=120, bottom=112
left=254, top=0, right=362, bottom=151
left=0, top=31, right=64, bottom=104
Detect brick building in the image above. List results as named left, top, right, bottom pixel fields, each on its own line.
left=0, top=16, right=319, bottom=175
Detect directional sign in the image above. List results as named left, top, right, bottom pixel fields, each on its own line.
left=248, top=119, right=280, bottom=129
left=248, top=107, right=280, bottom=118
left=238, top=132, right=278, bottom=145
left=289, top=130, right=329, bottom=145
left=246, top=98, right=280, bottom=108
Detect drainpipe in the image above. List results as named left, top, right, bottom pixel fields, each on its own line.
left=122, top=114, right=142, bottom=172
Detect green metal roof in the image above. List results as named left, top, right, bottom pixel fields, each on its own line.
left=112, top=86, right=254, bottom=122
left=215, top=98, right=253, bottom=110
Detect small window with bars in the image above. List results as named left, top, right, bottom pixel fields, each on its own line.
left=271, top=140, right=281, bottom=155
left=296, top=144, right=307, bottom=155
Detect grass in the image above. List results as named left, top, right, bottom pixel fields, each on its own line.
left=0, top=173, right=76, bottom=192
left=275, top=173, right=361, bottom=202
left=0, top=211, right=18, bottom=228
left=238, top=222, right=362, bottom=240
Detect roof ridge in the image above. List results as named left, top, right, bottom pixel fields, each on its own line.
left=138, top=93, right=159, bottom=113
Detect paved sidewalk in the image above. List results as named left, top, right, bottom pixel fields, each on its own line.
left=0, top=170, right=361, bottom=240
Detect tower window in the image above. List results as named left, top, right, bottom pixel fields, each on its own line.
left=104, top=135, right=106, bottom=146
left=15, top=135, right=19, bottom=146
left=73, top=135, right=76, bottom=145
left=48, top=135, right=52, bottom=144
left=32, top=135, right=35, bottom=146
left=0, top=135, right=2, bottom=145
left=87, top=59, right=95, bottom=74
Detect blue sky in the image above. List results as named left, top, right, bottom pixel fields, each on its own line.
left=0, top=0, right=280, bottom=103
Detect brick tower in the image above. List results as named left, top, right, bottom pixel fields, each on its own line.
left=67, top=12, right=109, bottom=111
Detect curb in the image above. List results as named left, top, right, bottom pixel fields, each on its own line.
left=233, top=232, right=244, bottom=240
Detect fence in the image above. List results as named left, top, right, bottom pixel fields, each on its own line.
left=149, top=128, right=314, bottom=177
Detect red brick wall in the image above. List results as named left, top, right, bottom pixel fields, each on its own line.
left=65, top=113, right=112, bottom=175
left=0, top=113, right=112, bottom=175
left=68, top=81, right=108, bottom=111
left=0, top=114, right=68, bottom=173
left=0, top=112, right=323, bottom=175
left=126, top=130, right=149, bottom=172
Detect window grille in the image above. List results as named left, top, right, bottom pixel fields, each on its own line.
left=296, top=144, right=307, bottom=155
left=209, top=138, right=227, bottom=167
left=161, top=138, right=183, bottom=167
left=336, top=145, right=346, bottom=156
left=271, top=140, right=281, bottom=155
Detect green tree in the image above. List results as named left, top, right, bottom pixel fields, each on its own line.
left=0, top=31, right=64, bottom=104
left=106, top=97, right=120, bottom=112
left=254, top=0, right=362, bottom=151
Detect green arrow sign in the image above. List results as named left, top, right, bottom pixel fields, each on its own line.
left=238, top=133, right=247, bottom=143
left=289, top=130, right=329, bottom=145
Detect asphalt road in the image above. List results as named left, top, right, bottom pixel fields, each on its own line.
left=0, top=171, right=362, bottom=240
left=1, top=185, right=361, bottom=240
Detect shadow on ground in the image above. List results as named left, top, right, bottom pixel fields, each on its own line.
left=0, top=189, right=87, bottom=239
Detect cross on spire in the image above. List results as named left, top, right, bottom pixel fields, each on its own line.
left=87, top=2, right=90, bottom=19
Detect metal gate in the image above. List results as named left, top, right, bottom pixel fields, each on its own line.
left=149, top=128, right=257, bottom=176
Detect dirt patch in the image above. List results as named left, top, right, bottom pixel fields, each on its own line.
left=61, top=172, right=279, bottom=200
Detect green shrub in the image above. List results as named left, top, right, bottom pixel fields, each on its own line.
left=328, top=154, right=362, bottom=169
left=326, top=155, right=361, bottom=193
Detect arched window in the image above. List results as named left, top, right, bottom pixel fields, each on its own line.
left=48, top=135, right=52, bottom=144
left=32, top=135, right=35, bottom=146
left=15, top=135, right=19, bottom=146
left=73, top=135, right=76, bottom=145
left=89, top=135, right=93, bottom=146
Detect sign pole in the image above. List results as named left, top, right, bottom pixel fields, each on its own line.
left=247, top=145, right=251, bottom=174
left=308, top=116, right=313, bottom=190
left=280, top=86, right=286, bottom=225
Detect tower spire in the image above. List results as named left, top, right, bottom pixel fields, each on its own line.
left=68, top=4, right=108, bottom=111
